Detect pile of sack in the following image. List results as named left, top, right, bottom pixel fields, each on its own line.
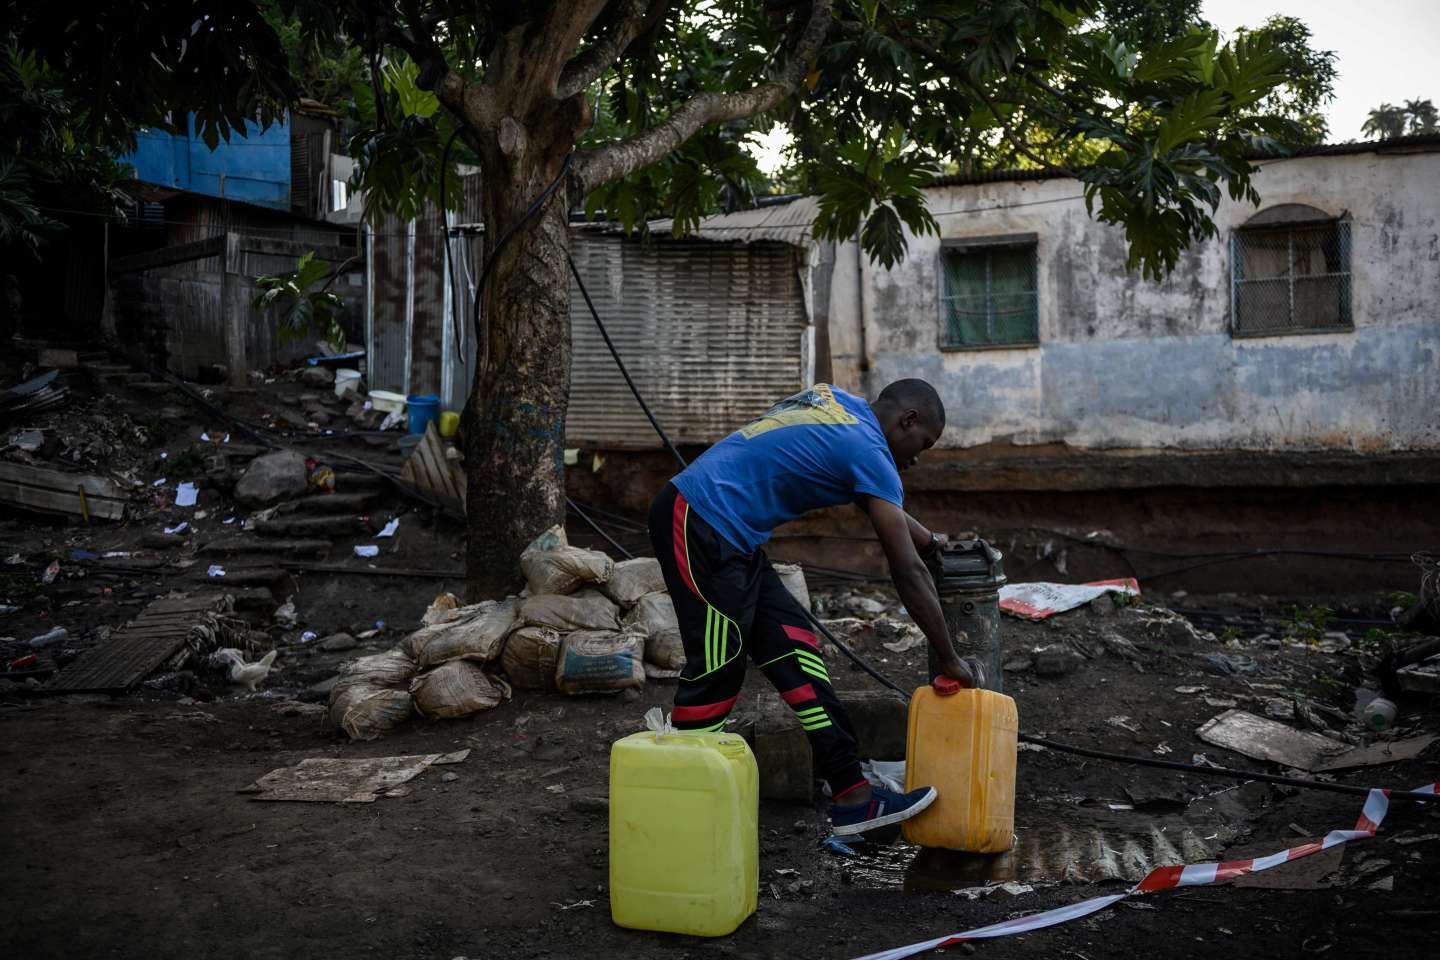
left=325, top=525, right=810, bottom=741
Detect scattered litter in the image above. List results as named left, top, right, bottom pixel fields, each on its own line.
left=882, top=632, right=927, bottom=654
left=153, top=478, right=166, bottom=487
left=546, top=784, right=566, bottom=793
left=1153, top=742, right=1173, bottom=756
left=354, top=545, right=379, bottom=558
left=42, top=561, right=60, bottom=584
left=1106, top=715, right=1140, bottom=733
left=1203, top=653, right=1258, bottom=676
left=999, top=578, right=1140, bottom=620
left=377, top=518, right=400, bottom=538
left=1204, top=695, right=1238, bottom=709
left=28, top=626, right=68, bottom=648
left=440, top=771, right=459, bottom=783
left=1196, top=710, right=1346, bottom=771
left=553, top=900, right=595, bottom=911
left=164, top=522, right=188, bottom=535
left=223, top=517, right=235, bottom=524
left=175, top=482, right=199, bottom=507
left=206, top=565, right=226, bottom=577
left=102, top=551, right=131, bottom=559
left=242, top=752, right=463, bottom=802
left=1175, top=686, right=1207, bottom=695
left=200, top=432, right=210, bottom=441
left=300, top=631, right=318, bottom=644
left=1017, top=741, right=1047, bottom=753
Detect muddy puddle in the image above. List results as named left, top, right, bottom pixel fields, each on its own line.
left=834, top=785, right=1266, bottom=891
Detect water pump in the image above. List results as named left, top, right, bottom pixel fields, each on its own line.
left=930, top=538, right=1007, bottom=693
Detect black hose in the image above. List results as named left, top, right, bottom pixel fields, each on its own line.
left=567, top=251, right=689, bottom=470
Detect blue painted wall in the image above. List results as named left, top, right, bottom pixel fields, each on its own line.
left=122, top=113, right=291, bottom=210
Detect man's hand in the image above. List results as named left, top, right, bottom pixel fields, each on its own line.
left=938, top=652, right=986, bottom=689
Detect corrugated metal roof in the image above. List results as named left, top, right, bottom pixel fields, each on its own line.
left=646, top=195, right=822, bottom=245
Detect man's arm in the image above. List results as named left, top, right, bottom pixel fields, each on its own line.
left=904, top=511, right=944, bottom=557
left=862, top=496, right=979, bottom=687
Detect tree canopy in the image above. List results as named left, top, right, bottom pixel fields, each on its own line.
left=1364, top=98, right=1438, bottom=139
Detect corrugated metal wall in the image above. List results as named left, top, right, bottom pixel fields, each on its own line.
left=367, top=174, right=484, bottom=407
left=566, top=232, right=810, bottom=446
left=366, top=196, right=811, bottom=445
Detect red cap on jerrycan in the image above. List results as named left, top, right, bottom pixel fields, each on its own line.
left=931, top=676, right=962, bottom=696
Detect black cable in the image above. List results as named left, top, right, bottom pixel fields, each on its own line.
left=567, top=251, right=689, bottom=470
left=1016, top=735, right=1438, bottom=803
left=473, top=152, right=574, bottom=349
left=567, top=497, right=635, bottom=559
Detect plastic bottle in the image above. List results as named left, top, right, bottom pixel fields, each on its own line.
left=609, top=727, right=757, bottom=936
left=902, top=676, right=1018, bottom=853
left=1361, top=697, right=1397, bottom=731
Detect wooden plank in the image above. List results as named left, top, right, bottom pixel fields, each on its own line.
left=0, top=462, right=127, bottom=520
left=47, top=594, right=229, bottom=693
left=108, top=236, right=225, bottom=276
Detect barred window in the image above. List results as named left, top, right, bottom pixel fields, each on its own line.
left=940, top=235, right=1039, bottom=349
left=1232, top=207, right=1351, bottom=337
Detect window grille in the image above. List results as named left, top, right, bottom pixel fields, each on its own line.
left=940, top=239, right=1038, bottom=348
left=1231, top=219, right=1351, bottom=336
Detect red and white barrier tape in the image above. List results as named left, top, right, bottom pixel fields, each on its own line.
left=853, top=781, right=1438, bottom=960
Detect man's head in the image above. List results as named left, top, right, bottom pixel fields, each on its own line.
left=871, top=379, right=945, bottom=471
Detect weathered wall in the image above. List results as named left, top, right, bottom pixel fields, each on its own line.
left=830, top=147, right=1440, bottom=453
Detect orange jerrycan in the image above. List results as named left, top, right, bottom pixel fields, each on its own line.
left=902, top=676, right=1018, bottom=853
left=609, top=727, right=758, bottom=936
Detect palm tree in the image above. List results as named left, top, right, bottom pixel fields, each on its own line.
left=1363, top=103, right=1409, bottom=139
left=1404, top=98, right=1439, bottom=134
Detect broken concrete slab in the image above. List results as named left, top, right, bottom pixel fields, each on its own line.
left=1315, top=735, right=1438, bottom=772
left=740, top=689, right=909, bottom=801
left=1196, top=710, right=1348, bottom=771
left=241, top=752, right=459, bottom=802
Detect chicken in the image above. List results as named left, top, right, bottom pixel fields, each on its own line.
left=211, top=648, right=278, bottom=690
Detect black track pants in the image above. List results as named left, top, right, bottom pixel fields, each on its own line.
left=648, top=482, right=866, bottom=798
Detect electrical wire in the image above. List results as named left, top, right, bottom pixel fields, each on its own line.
left=567, top=251, right=689, bottom=470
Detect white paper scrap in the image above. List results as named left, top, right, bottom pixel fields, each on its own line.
left=354, top=545, right=380, bottom=558
left=175, top=482, right=199, bottom=507
left=152, top=478, right=166, bottom=487
left=199, top=432, right=210, bottom=441
left=164, top=522, right=188, bottom=535
left=377, top=518, right=400, bottom=538
left=206, top=565, right=226, bottom=577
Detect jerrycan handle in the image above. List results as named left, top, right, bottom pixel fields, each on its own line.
left=931, top=676, right=962, bottom=696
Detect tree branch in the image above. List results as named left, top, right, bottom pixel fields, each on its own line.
left=573, top=0, right=832, bottom=194
left=557, top=0, right=672, bottom=100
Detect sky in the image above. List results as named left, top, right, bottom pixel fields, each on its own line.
left=1202, top=0, right=1440, bottom=141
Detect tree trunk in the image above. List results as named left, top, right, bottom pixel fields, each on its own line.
left=461, top=144, right=575, bottom=599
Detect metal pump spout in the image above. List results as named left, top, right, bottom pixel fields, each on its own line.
left=929, top=538, right=1007, bottom=693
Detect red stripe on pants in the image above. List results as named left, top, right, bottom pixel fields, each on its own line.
left=672, top=492, right=700, bottom=597
left=673, top=694, right=738, bottom=723
left=780, top=683, right=818, bottom=705
left=782, top=623, right=819, bottom=651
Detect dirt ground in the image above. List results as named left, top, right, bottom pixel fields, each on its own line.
left=2, top=361, right=1438, bottom=959
left=3, top=589, right=1438, bottom=960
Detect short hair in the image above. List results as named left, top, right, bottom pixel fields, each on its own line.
left=878, top=379, right=945, bottom=430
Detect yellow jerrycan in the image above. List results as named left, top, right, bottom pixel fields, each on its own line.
left=901, top=676, right=1018, bottom=853
left=609, top=726, right=758, bottom=936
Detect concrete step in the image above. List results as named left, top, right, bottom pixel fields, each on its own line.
left=199, top=537, right=332, bottom=558
left=253, top=516, right=373, bottom=538
left=271, top=492, right=380, bottom=516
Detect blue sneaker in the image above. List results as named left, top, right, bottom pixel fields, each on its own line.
left=830, top=785, right=938, bottom=836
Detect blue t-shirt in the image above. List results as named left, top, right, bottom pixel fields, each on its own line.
left=672, top=384, right=904, bottom=553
